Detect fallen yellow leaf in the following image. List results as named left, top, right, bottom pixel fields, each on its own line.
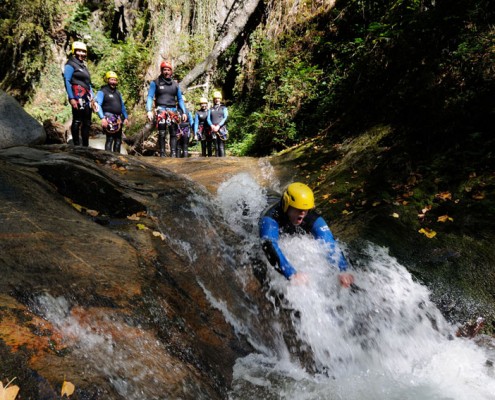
left=152, top=231, right=166, bottom=240
left=435, top=191, right=452, bottom=201
left=61, top=380, right=75, bottom=397
left=392, top=213, right=400, bottom=218
left=86, top=209, right=99, bottom=217
left=0, top=381, right=20, bottom=400
left=437, top=215, right=454, bottom=223
left=127, top=214, right=140, bottom=221
left=136, top=224, right=148, bottom=230
left=322, top=194, right=331, bottom=200
left=418, top=228, right=437, bottom=238
left=71, top=203, right=82, bottom=212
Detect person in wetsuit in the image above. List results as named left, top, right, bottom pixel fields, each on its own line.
left=146, top=61, right=187, bottom=157
left=95, top=71, right=129, bottom=153
left=63, top=41, right=94, bottom=147
left=194, top=97, right=212, bottom=157
left=207, top=91, right=228, bottom=157
left=176, top=96, right=194, bottom=158
left=260, top=182, right=354, bottom=287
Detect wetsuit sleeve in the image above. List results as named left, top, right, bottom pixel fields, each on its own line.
left=63, top=64, right=75, bottom=99
left=311, top=216, right=349, bottom=271
left=218, top=107, right=228, bottom=127
left=120, top=93, right=128, bottom=119
left=193, top=113, right=199, bottom=134
left=176, top=87, right=186, bottom=114
left=146, top=81, right=156, bottom=112
left=188, top=111, right=194, bottom=126
left=260, top=216, right=297, bottom=279
left=95, top=91, right=105, bottom=119
left=206, top=110, right=212, bottom=126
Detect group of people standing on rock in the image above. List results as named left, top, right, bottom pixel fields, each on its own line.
left=63, top=41, right=228, bottom=157
left=145, top=61, right=229, bottom=158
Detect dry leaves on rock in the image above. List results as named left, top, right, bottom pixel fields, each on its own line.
left=0, top=379, right=20, bottom=400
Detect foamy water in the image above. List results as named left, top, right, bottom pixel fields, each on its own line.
left=33, top=171, right=495, bottom=400
left=214, top=173, right=495, bottom=400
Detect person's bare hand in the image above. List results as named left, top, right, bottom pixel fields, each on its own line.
left=291, top=272, right=309, bottom=285
left=70, top=99, right=78, bottom=109
left=101, top=118, right=108, bottom=128
left=339, top=272, right=354, bottom=288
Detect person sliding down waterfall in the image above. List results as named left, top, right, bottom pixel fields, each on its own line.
left=260, top=182, right=354, bottom=287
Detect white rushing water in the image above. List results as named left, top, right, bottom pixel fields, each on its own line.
left=215, top=172, right=495, bottom=400
left=32, top=170, right=495, bottom=400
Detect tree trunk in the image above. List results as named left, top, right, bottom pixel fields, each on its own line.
left=180, top=0, right=261, bottom=90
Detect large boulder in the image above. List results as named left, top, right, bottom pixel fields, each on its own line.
left=0, top=90, right=46, bottom=148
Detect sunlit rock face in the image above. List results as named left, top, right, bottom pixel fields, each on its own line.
left=0, top=91, right=46, bottom=148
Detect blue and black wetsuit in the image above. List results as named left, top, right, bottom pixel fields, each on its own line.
left=207, top=104, right=228, bottom=157
left=95, top=85, right=128, bottom=153
left=194, top=108, right=211, bottom=156
left=259, top=200, right=349, bottom=279
left=64, top=55, right=93, bottom=146
left=177, top=109, right=194, bottom=158
left=146, top=76, right=186, bottom=157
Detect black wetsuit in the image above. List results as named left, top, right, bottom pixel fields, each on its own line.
left=64, top=56, right=93, bottom=146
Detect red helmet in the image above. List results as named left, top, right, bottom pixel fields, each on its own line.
left=160, top=61, right=173, bottom=71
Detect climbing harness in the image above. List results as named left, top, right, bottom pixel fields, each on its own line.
left=156, top=109, right=180, bottom=129
left=71, top=85, right=90, bottom=109
left=217, top=126, right=229, bottom=141
left=88, top=93, right=100, bottom=113
left=177, top=124, right=190, bottom=140
left=104, top=114, right=122, bottom=134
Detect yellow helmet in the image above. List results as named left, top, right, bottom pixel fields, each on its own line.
left=71, top=41, right=87, bottom=54
left=282, top=182, right=315, bottom=212
left=212, top=91, right=222, bottom=99
left=199, top=97, right=208, bottom=104
left=105, top=71, right=118, bottom=81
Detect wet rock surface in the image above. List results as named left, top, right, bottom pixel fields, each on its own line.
left=1, top=144, right=493, bottom=398
left=0, top=91, right=46, bottom=148
left=0, top=145, right=270, bottom=399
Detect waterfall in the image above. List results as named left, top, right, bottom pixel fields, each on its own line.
left=29, top=166, right=495, bottom=400
left=213, top=173, right=495, bottom=400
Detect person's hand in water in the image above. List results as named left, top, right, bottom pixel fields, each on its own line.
left=290, top=272, right=309, bottom=285
left=339, top=272, right=354, bottom=288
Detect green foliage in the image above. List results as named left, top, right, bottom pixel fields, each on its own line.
left=92, top=39, right=151, bottom=108
left=0, top=0, right=59, bottom=99
left=231, top=0, right=494, bottom=157
left=63, top=3, right=112, bottom=63
left=229, top=31, right=325, bottom=155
